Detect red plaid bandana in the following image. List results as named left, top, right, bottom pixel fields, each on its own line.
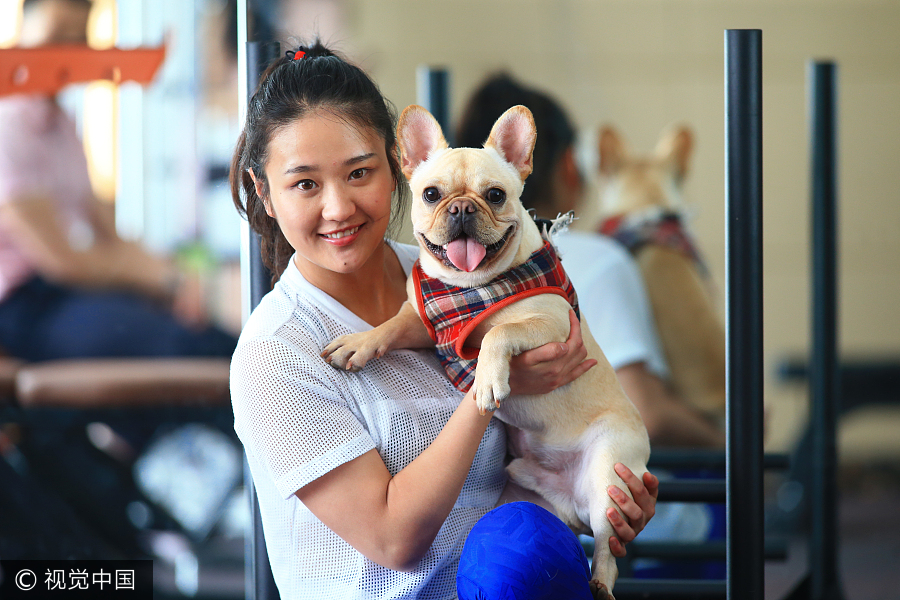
left=599, top=211, right=708, bottom=276
left=413, top=241, right=579, bottom=392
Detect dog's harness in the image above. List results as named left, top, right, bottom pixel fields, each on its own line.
left=599, top=211, right=708, bottom=276
left=413, top=241, right=579, bottom=392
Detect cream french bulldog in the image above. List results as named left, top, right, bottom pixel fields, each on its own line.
left=322, top=105, right=649, bottom=599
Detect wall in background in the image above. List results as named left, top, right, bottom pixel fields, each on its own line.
left=331, top=0, right=900, bottom=453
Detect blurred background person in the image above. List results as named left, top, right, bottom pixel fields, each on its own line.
left=0, top=0, right=237, bottom=362
left=0, top=0, right=240, bottom=560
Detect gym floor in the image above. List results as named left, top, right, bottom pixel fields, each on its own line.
left=765, top=467, right=900, bottom=600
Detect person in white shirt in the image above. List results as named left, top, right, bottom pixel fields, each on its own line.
left=229, top=41, right=659, bottom=599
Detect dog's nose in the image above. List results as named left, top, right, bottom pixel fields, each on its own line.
left=446, top=198, right=478, bottom=235
left=447, top=198, right=476, bottom=216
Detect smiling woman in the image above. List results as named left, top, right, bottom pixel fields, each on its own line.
left=248, top=115, right=396, bottom=296
left=228, top=39, right=657, bottom=600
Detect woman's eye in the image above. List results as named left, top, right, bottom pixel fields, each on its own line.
left=297, top=179, right=316, bottom=191
left=350, top=168, right=368, bottom=180
left=486, top=188, right=506, bottom=204
left=423, top=187, right=441, bottom=203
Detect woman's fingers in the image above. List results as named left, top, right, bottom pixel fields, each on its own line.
left=561, top=310, right=591, bottom=372
left=606, top=499, right=637, bottom=546
left=507, top=310, right=596, bottom=394
left=608, top=534, right=627, bottom=559
left=519, top=310, right=587, bottom=369
left=605, top=464, right=660, bottom=557
left=642, top=471, right=661, bottom=503
left=515, top=340, right=566, bottom=368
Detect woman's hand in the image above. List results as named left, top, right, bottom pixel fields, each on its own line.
left=606, top=463, right=659, bottom=557
left=508, top=310, right=597, bottom=396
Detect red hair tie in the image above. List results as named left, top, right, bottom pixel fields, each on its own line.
left=293, top=50, right=306, bottom=60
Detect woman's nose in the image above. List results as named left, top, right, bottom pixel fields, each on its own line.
left=320, top=185, right=355, bottom=222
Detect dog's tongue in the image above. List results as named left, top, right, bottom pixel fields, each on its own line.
left=445, top=237, right=486, bottom=272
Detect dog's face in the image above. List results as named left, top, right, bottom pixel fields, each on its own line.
left=598, top=124, right=693, bottom=216
left=396, top=105, right=537, bottom=287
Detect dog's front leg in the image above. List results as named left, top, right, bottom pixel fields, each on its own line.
left=322, top=301, right=433, bottom=371
left=473, top=319, right=553, bottom=413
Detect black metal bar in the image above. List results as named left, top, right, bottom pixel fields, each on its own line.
left=242, top=18, right=282, bottom=600
left=776, top=358, right=900, bottom=410
left=416, top=67, right=452, bottom=145
left=648, top=450, right=789, bottom=471
left=245, top=40, right=279, bottom=308
left=657, top=479, right=726, bottom=503
left=627, top=539, right=788, bottom=562
left=615, top=578, right=727, bottom=599
left=725, top=29, right=765, bottom=600
left=807, top=60, right=846, bottom=600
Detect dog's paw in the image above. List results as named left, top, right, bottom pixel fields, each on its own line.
left=473, top=371, right=511, bottom=414
left=589, top=580, right=613, bottom=600
left=321, top=333, right=384, bottom=372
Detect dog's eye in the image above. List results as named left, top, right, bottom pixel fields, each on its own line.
left=423, top=187, right=441, bottom=203
left=486, top=188, right=506, bottom=204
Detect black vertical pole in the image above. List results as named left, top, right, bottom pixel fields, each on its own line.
left=416, top=67, right=452, bottom=145
left=241, top=5, right=280, bottom=599
left=808, top=60, right=845, bottom=600
left=246, top=41, right=278, bottom=307
left=725, top=29, right=765, bottom=600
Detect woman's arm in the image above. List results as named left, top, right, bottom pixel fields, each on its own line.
left=0, top=195, right=207, bottom=325
left=295, top=389, right=491, bottom=572
left=0, top=195, right=173, bottom=297
left=294, top=311, right=598, bottom=572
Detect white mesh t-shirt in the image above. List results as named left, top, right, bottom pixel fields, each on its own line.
left=231, top=241, right=507, bottom=600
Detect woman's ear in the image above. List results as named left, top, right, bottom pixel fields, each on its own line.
left=249, top=168, right=274, bottom=217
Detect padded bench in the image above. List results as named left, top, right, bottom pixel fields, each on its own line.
left=15, top=358, right=231, bottom=409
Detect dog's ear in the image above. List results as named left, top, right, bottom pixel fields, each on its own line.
left=598, top=125, right=628, bottom=176
left=397, top=105, right=448, bottom=180
left=484, top=105, right=536, bottom=180
left=655, top=125, right=693, bottom=180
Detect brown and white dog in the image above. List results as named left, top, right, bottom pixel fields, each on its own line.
left=322, top=105, right=650, bottom=599
left=597, top=124, right=726, bottom=421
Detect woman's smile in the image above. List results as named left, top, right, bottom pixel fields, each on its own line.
left=321, top=224, right=363, bottom=245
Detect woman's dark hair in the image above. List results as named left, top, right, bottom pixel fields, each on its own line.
left=230, top=40, right=408, bottom=283
left=456, top=73, right=577, bottom=214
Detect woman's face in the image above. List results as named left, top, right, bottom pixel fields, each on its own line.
left=255, top=112, right=396, bottom=283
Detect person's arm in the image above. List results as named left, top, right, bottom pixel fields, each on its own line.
left=0, top=194, right=173, bottom=296
left=0, top=194, right=206, bottom=323
left=570, top=241, right=723, bottom=447
left=291, top=311, right=596, bottom=572
left=296, top=388, right=492, bottom=572
left=616, top=362, right=725, bottom=448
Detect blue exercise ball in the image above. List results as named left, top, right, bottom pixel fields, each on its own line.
left=457, top=501, right=593, bottom=600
